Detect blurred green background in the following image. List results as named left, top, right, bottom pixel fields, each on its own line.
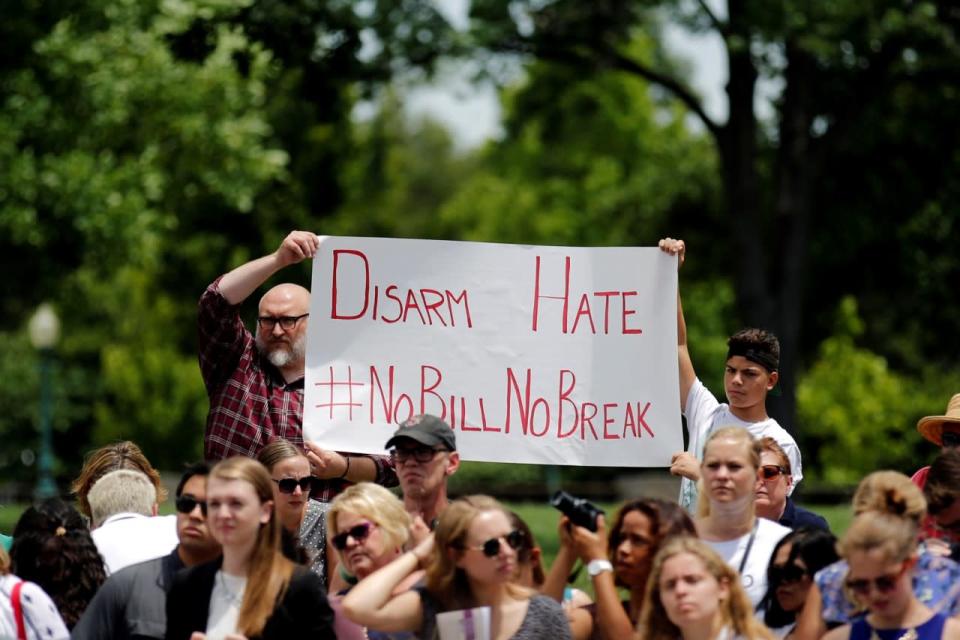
left=2, top=0, right=959, bottom=502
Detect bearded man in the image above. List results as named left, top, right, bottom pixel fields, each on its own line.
left=198, top=230, right=395, bottom=500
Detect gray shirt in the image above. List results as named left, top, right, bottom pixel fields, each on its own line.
left=416, top=590, right=572, bottom=640
left=71, top=550, right=184, bottom=639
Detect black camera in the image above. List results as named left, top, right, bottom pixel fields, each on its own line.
left=550, top=490, right=604, bottom=532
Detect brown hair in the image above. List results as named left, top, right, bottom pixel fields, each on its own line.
left=851, top=471, right=925, bottom=521
left=0, top=547, right=9, bottom=575
left=607, top=498, right=696, bottom=589
left=425, top=496, right=532, bottom=610
left=210, top=457, right=294, bottom=637
left=71, top=441, right=166, bottom=519
left=838, top=511, right=918, bottom=565
left=758, top=437, right=791, bottom=474
left=508, top=511, right=544, bottom=587
left=638, top=536, right=774, bottom=640
left=727, top=328, right=780, bottom=372
left=924, top=449, right=960, bottom=516
left=256, top=438, right=307, bottom=472
left=696, top=426, right=762, bottom=518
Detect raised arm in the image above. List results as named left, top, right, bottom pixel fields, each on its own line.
left=658, top=237, right=696, bottom=411
left=340, top=536, right=431, bottom=633
left=218, top=230, right=319, bottom=305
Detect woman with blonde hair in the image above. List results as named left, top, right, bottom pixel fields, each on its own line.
left=164, top=456, right=334, bottom=639
left=342, top=495, right=571, bottom=640
left=794, top=471, right=960, bottom=639
left=638, top=536, right=774, bottom=640
left=696, top=426, right=791, bottom=609
left=821, top=506, right=960, bottom=640
left=256, top=438, right=332, bottom=586
left=326, top=482, right=418, bottom=639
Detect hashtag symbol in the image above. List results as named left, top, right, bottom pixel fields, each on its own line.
left=314, top=365, right=364, bottom=420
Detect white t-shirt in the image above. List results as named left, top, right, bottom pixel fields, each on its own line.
left=679, top=379, right=802, bottom=512
left=705, top=517, right=791, bottom=610
left=0, top=574, right=69, bottom=640
left=206, top=571, right=246, bottom=640
left=91, top=513, right=178, bottom=574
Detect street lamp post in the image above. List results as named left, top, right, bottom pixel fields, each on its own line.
left=28, top=303, right=60, bottom=500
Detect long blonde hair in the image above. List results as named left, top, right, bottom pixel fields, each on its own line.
left=424, top=495, right=532, bottom=610
left=638, top=536, right=774, bottom=640
left=840, top=471, right=925, bottom=565
left=697, top=426, right=762, bottom=519
left=209, top=457, right=294, bottom=637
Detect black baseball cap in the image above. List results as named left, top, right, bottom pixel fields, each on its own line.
left=384, top=414, right=456, bottom=452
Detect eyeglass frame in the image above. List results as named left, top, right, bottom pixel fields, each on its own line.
left=844, top=561, right=911, bottom=596
left=768, top=561, right=808, bottom=585
left=460, top=529, right=525, bottom=558
left=389, top=445, right=449, bottom=464
left=175, top=495, right=207, bottom=517
left=941, top=431, right=960, bottom=448
left=271, top=476, right=317, bottom=494
left=759, top=464, right=788, bottom=481
left=331, top=521, right=376, bottom=551
left=257, top=313, right=309, bottom=331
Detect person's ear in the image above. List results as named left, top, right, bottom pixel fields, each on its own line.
left=718, top=576, right=731, bottom=602
left=260, top=500, right=273, bottom=525
left=767, top=370, right=779, bottom=390
left=446, top=452, right=461, bottom=476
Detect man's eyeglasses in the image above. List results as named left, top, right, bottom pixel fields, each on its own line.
left=175, top=495, right=207, bottom=517
left=941, top=431, right=960, bottom=448
left=389, top=446, right=447, bottom=464
left=769, top=562, right=807, bottom=585
left=464, top=530, right=524, bottom=558
left=257, top=314, right=309, bottom=331
left=272, top=476, right=316, bottom=494
left=759, top=465, right=787, bottom=480
left=331, top=522, right=376, bottom=550
left=845, top=563, right=908, bottom=596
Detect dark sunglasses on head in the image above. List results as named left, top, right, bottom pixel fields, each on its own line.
left=331, top=522, right=375, bottom=550
left=941, top=431, right=960, bottom=448
left=466, top=530, right=524, bottom=558
left=175, top=495, right=207, bottom=516
left=272, top=476, right=316, bottom=494
left=759, top=464, right=787, bottom=480
left=845, top=564, right=907, bottom=596
left=769, top=562, right=807, bottom=585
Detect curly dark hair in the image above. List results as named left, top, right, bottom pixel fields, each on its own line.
left=10, top=498, right=106, bottom=628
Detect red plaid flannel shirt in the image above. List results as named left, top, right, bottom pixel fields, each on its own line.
left=198, top=277, right=396, bottom=500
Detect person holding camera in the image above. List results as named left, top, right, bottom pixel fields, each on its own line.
left=543, top=495, right=696, bottom=640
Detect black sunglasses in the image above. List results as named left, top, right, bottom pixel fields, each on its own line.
left=331, top=522, right=375, bottom=550
left=465, top=530, right=524, bottom=557
left=389, top=446, right=447, bottom=464
left=175, top=495, right=207, bottom=517
left=759, top=465, right=787, bottom=480
left=942, top=431, right=960, bottom=448
left=769, top=562, right=807, bottom=585
left=257, top=313, right=309, bottom=331
left=272, top=476, right=316, bottom=494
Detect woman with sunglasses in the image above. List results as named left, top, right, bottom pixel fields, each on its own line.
left=758, top=528, right=838, bottom=638
left=543, top=497, right=695, bottom=640
left=637, top=536, right=774, bottom=640
left=696, top=426, right=791, bottom=610
left=821, top=504, right=960, bottom=640
left=794, top=472, right=960, bottom=639
left=325, top=482, right=420, bottom=640
left=257, top=439, right=332, bottom=587
left=755, top=439, right=830, bottom=532
left=164, top=456, right=334, bottom=639
left=342, top=495, right=572, bottom=640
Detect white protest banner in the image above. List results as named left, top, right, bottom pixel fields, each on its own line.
left=303, top=236, right=681, bottom=467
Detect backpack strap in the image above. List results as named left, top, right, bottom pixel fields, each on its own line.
left=11, top=580, right=26, bottom=640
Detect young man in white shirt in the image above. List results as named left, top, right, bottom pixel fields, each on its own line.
left=658, top=237, right=803, bottom=512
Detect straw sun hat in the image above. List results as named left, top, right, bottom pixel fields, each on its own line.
left=917, top=393, right=960, bottom=445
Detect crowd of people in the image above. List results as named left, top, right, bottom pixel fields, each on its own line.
left=1, top=232, right=959, bottom=640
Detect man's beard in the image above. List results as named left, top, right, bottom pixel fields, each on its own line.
left=256, top=333, right=307, bottom=368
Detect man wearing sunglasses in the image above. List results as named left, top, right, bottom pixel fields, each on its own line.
left=198, top=230, right=396, bottom=500
left=73, top=463, right=222, bottom=639
left=911, top=393, right=960, bottom=491
left=384, top=414, right=460, bottom=529
left=923, top=449, right=960, bottom=559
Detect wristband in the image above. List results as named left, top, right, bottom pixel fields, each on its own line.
left=338, top=455, right=351, bottom=479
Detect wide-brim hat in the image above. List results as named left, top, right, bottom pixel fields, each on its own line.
left=917, top=393, right=960, bottom=445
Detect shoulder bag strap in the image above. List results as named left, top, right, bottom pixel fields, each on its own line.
left=11, top=580, right=26, bottom=640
